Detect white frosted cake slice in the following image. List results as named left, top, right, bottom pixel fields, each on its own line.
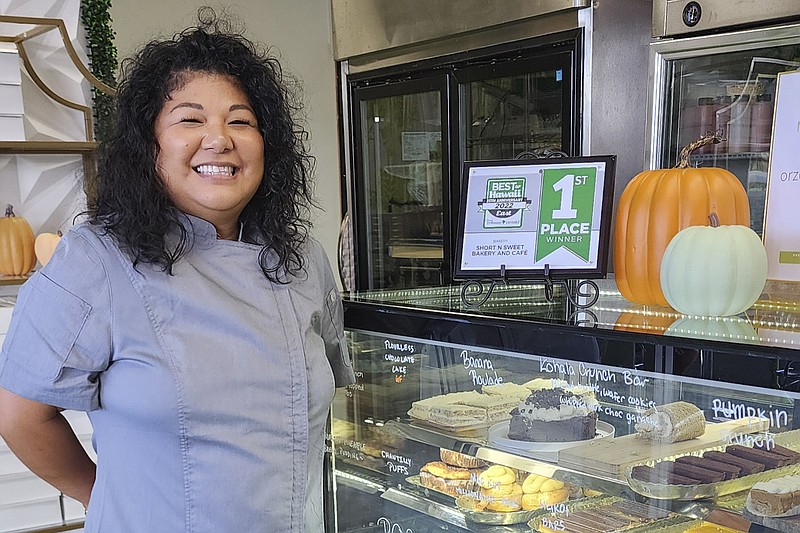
left=409, top=391, right=481, bottom=419
left=460, top=393, right=518, bottom=422
left=748, top=474, right=800, bottom=517
left=523, top=378, right=569, bottom=391
left=482, top=382, right=531, bottom=401
left=428, top=402, right=486, bottom=427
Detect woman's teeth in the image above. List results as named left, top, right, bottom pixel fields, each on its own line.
left=194, top=164, right=235, bottom=175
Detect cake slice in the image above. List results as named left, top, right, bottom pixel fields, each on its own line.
left=428, top=402, right=486, bottom=427
left=754, top=443, right=800, bottom=463
left=482, top=382, right=532, bottom=400
left=748, top=474, right=800, bottom=517
left=459, top=393, right=518, bottom=422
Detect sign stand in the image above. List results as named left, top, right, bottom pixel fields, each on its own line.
left=454, top=155, right=616, bottom=312
left=459, top=263, right=600, bottom=309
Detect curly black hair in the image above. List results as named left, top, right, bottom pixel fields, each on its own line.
left=89, top=7, right=315, bottom=282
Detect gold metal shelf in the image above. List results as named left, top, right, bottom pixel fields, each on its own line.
left=0, top=141, right=97, bottom=154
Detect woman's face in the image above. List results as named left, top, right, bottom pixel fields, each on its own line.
left=154, top=72, right=265, bottom=235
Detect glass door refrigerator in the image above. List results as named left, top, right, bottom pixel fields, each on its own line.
left=346, top=32, right=582, bottom=291
left=646, top=5, right=800, bottom=237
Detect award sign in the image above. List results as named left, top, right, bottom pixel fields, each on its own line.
left=763, top=69, right=800, bottom=282
left=454, top=156, right=616, bottom=280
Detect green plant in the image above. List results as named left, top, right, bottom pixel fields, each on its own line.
left=80, top=0, right=117, bottom=143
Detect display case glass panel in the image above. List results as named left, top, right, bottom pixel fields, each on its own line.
left=328, top=317, right=800, bottom=533
left=463, top=68, right=565, bottom=161
left=352, top=80, right=446, bottom=291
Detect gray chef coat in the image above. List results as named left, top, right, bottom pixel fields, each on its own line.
left=0, top=214, right=354, bottom=532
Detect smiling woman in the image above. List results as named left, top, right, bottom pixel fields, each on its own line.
left=0, top=7, right=354, bottom=533
left=154, top=72, right=265, bottom=240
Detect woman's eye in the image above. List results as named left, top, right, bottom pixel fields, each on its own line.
left=179, top=117, right=202, bottom=124
left=229, top=118, right=255, bottom=126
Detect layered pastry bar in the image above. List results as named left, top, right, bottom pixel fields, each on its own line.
left=702, top=450, right=765, bottom=475
left=675, top=455, right=741, bottom=480
left=748, top=474, right=800, bottom=517
left=536, top=498, right=670, bottom=532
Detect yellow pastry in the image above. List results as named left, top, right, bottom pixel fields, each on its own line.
left=481, top=482, right=517, bottom=498
left=522, top=473, right=547, bottom=493
left=478, top=465, right=516, bottom=488
left=540, top=478, right=565, bottom=492
left=485, top=484, right=522, bottom=512
left=539, top=487, right=569, bottom=506
left=521, top=492, right=542, bottom=510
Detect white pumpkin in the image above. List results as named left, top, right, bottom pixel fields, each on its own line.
left=665, top=316, right=758, bottom=342
left=660, top=213, right=767, bottom=316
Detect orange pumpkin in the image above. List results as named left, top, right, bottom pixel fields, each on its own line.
left=614, top=311, right=677, bottom=334
left=0, top=204, right=36, bottom=276
left=613, top=133, right=750, bottom=306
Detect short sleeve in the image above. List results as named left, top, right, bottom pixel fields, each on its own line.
left=313, top=240, right=354, bottom=388
left=0, top=229, right=113, bottom=411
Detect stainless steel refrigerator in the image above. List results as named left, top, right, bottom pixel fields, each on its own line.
left=332, top=1, right=653, bottom=292
left=646, top=0, right=800, bottom=237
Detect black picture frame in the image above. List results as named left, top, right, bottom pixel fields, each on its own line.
left=453, top=155, right=616, bottom=281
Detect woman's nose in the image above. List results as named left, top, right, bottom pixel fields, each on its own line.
left=201, top=125, right=233, bottom=152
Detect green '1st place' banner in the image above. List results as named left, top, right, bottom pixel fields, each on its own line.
left=535, top=167, right=596, bottom=263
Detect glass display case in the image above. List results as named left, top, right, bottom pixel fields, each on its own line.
left=326, top=280, right=800, bottom=533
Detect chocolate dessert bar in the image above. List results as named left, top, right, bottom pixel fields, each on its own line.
left=754, top=443, right=800, bottom=463
left=727, top=444, right=791, bottom=469
left=630, top=464, right=697, bottom=485
left=609, top=499, right=671, bottom=520
left=675, top=455, right=741, bottom=480
left=669, top=461, right=726, bottom=483
left=703, top=450, right=765, bottom=475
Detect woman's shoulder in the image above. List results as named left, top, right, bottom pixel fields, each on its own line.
left=42, top=222, right=122, bottom=274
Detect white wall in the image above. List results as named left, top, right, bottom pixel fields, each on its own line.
left=110, top=1, right=344, bottom=279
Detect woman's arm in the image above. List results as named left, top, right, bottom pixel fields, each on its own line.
left=0, top=387, right=96, bottom=507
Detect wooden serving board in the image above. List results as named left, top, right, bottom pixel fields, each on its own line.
left=558, top=418, right=769, bottom=478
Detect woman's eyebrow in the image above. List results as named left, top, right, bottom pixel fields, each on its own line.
left=230, top=103, right=254, bottom=113
left=169, top=102, right=203, bottom=113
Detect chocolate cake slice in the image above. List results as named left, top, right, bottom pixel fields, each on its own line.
left=727, top=444, right=791, bottom=469
left=675, top=455, right=741, bottom=480
left=703, top=450, right=765, bottom=475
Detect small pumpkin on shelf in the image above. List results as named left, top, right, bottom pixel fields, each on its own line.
left=0, top=204, right=36, bottom=276
left=34, top=230, right=63, bottom=267
left=613, top=132, right=751, bottom=307
left=660, top=212, right=767, bottom=317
